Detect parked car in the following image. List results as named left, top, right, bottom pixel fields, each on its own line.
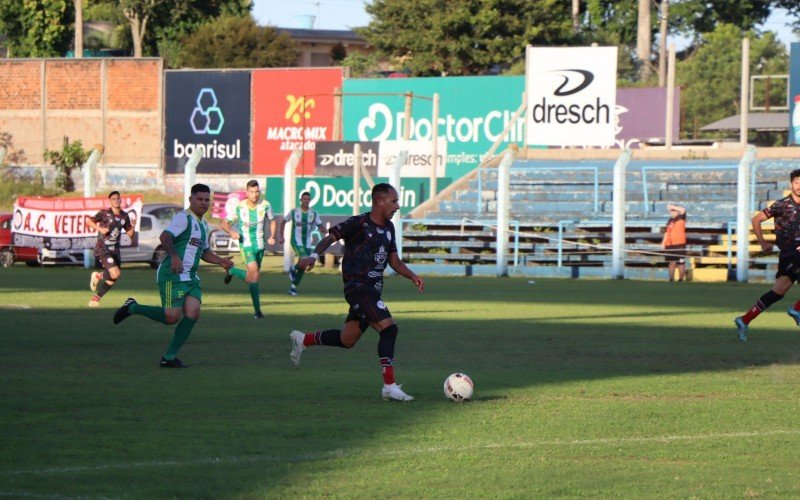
left=0, top=213, right=40, bottom=267
left=209, top=227, right=240, bottom=256
left=39, top=203, right=183, bottom=268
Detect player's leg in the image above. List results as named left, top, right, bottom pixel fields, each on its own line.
left=224, top=248, right=250, bottom=283
left=161, top=289, right=201, bottom=367
left=112, top=280, right=182, bottom=325
left=289, top=295, right=369, bottom=365
left=289, top=243, right=310, bottom=295
left=735, top=274, right=793, bottom=341
left=677, top=246, right=687, bottom=281
left=785, top=266, right=800, bottom=326
left=89, top=251, right=120, bottom=306
left=245, top=250, right=263, bottom=317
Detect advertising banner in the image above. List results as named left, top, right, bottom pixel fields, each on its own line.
left=12, top=195, right=143, bottom=250
left=616, top=87, right=680, bottom=148
left=343, top=76, right=526, bottom=180
left=314, top=141, right=380, bottom=177
left=263, top=176, right=451, bottom=216
left=525, top=46, right=618, bottom=147
left=377, top=139, right=447, bottom=177
left=252, top=68, right=344, bottom=176
left=164, top=71, right=251, bottom=174
left=212, top=191, right=246, bottom=220
left=789, top=42, right=800, bottom=145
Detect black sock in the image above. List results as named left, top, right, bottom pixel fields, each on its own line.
left=96, top=279, right=115, bottom=299
left=378, top=324, right=398, bottom=359
left=758, top=290, right=784, bottom=310
left=316, top=329, right=345, bottom=348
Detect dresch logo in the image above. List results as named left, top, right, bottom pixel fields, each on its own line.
left=266, top=94, right=329, bottom=151
left=530, top=69, right=611, bottom=125
left=173, top=87, right=242, bottom=160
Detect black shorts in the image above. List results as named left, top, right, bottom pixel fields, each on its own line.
left=344, top=288, right=392, bottom=325
left=96, top=247, right=121, bottom=270
left=664, top=244, right=686, bottom=263
left=776, top=255, right=800, bottom=282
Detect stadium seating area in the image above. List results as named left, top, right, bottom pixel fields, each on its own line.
left=401, top=158, right=797, bottom=281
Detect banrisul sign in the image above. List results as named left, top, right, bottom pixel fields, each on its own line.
left=525, top=46, right=618, bottom=147
left=263, top=176, right=452, bottom=216
left=343, top=76, right=525, bottom=179
left=164, top=70, right=250, bottom=174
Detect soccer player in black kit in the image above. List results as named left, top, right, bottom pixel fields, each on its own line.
left=289, top=183, right=425, bottom=402
left=87, top=191, right=134, bottom=307
left=735, top=168, right=800, bottom=342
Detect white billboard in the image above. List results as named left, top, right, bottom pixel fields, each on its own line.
left=377, top=139, right=448, bottom=178
left=525, top=46, right=618, bottom=147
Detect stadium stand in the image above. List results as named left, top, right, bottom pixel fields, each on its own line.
left=401, top=158, right=797, bottom=281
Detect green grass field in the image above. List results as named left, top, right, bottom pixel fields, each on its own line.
left=1, top=263, right=800, bottom=497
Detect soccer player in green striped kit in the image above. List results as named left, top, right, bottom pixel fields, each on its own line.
left=278, top=191, right=323, bottom=296
left=112, top=184, right=234, bottom=368
left=220, top=180, right=276, bottom=318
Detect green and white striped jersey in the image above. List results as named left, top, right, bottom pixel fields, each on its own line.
left=284, top=208, right=322, bottom=248
left=226, top=199, right=274, bottom=250
left=156, top=210, right=209, bottom=283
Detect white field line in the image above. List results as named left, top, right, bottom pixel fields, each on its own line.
left=3, top=429, right=799, bottom=477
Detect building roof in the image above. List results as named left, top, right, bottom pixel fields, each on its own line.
left=278, top=28, right=368, bottom=45
left=700, top=112, right=789, bottom=132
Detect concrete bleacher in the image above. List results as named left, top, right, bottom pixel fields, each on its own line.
left=401, top=157, right=797, bottom=281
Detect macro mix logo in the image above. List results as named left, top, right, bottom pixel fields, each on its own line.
left=190, top=88, right=225, bottom=135
left=266, top=94, right=328, bottom=151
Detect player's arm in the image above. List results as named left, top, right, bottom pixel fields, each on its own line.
left=751, top=210, right=773, bottom=253
left=388, top=252, right=424, bottom=292
left=298, top=234, right=338, bottom=271
left=267, top=217, right=276, bottom=245
left=220, top=219, right=239, bottom=241
left=277, top=218, right=287, bottom=245
left=201, top=249, right=234, bottom=270
left=123, top=212, right=135, bottom=239
left=87, top=213, right=108, bottom=235
left=159, top=231, right=184, bottom=274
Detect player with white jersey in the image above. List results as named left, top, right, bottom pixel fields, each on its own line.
left=278, top=191, right=323, bottom=296
left=112, top=184, right=234, bottom=368
left=220, top=180, right=276, bottom=318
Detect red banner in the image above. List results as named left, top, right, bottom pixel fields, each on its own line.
left=252, top=68, right=343, bottom=176
left=12, top=195, right=144, bottom=250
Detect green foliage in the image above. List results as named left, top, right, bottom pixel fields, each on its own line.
left=668, top=0, right=774, bottom=41
left=677, top=24, right=787, bottom=139
left=0, top=133, right=53, bottom=204
left=339, top=51, right=380, bottom=77
left=43, top=139, right=88, bottom=193
left=362, top=0, right=574, bottom=76
left=329, top=41, right=347, bottom=63
left=180, top=15, right=297, bottom=69
left=0, top=0, right=73, bottom=57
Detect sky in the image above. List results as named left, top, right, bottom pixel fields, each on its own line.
left=252, top=1, right=798, bottom=49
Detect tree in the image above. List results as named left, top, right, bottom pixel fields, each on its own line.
left=668, top=0, right=774, bottom=42
left=180, top=15, right=297, bottom=69
left=0, top=0, right=73, bottom=57
left=330, top=42, right=347, bottom=64
left=340, top=52, right=380, bottom=77
left=677, top=24, right=787, bottom=139
left=117, top=0, right=161, bottom=58
left=361, top=0, right=574, bottom=76
left=44, top=138, right=88, bottom=193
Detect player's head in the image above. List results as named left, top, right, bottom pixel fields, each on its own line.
left=189, top=183, right=211, bottom=216
left=108, top=191, right=121, bottom=208
left=371, top=183, right=399, bottom=222
left=299, top=191, right=311, bottom=209
left=791, top=169, right=800, bottom=183
left=246, top=180, right=261, bottom=204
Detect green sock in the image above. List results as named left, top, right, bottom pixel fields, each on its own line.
left=164, top=316, right=195, bottom=360
left=230, top=267, right=247, bottom=281
left=131, top=303, right=167, bottom=324
left=294, top=266, right=305, bottom=286
left=249, top=282, right=261, bottom=314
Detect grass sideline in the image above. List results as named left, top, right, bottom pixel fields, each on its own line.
left=1, top=265, right=799, bottom=497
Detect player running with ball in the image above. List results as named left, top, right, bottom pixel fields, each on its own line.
left=289, top=183, right=424, bottom=402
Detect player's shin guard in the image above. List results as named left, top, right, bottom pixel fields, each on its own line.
left=310, top=329, right=346, bottom=348
left=742, top=290, right=784, bottom=324
left=95, top=278, right=116, bottom=299
left=164, top=316, right=195, bottom=360
left=248, top=283, right=261, bottom=314
left=378, top=324, right=398, bottom=385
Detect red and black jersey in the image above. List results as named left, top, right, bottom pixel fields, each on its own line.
left=764, top=195, right=800, bottom=257
left=92, top=208, right=132, bottom=253
left=329, top=212, right=397, bottom=294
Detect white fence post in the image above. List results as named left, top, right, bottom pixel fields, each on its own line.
left=391, top=150, right=408, bottom=260
left=496, top=148, right=516, bottom=277
left=283, top=149, right=302, bottom=271
left=82, top=148, right=102, bottom=268
left=611, top=148, right=632, bottom=279
left=183, top=148, right=202, bottom=209
left=736, top=145, right=757, bottom=282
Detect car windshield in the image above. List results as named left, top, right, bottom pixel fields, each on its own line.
left=149, top=206, right=181, bottom=223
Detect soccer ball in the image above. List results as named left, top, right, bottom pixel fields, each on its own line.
left=443, top=372, right=474, bottom=402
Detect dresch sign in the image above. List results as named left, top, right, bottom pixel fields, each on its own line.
left=525, top=46, right=618, bottom=147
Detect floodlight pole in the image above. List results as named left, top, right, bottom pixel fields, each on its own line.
left=740, top=37, right=750, bottom=146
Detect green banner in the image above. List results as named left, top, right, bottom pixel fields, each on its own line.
left=264, top=176, right=451, bottom=216
left=343, top=76, right=525, bottom=179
